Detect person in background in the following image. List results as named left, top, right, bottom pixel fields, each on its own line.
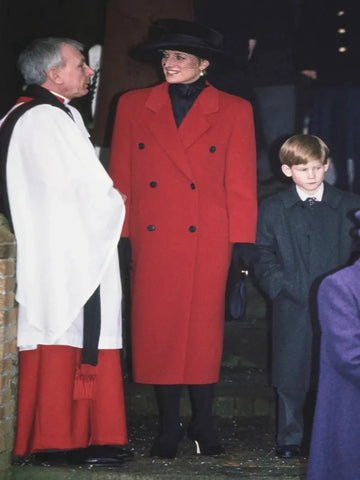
left=0, top=37, right=131, bottom=467
left=194, top=0, right=301, bottom=184
left=193, top=0, right=255, bottom=102
left=253, top=134, right=360, bottom=458
left=298, top=0, right=360, bottom=193
left=306, top=230, right=360, bottom=480
left=108, top=18, right=257, bottom=459
left=249, top=0, right=300, bottom=183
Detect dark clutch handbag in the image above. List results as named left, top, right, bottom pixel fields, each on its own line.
left=225, top=261, right=248, bottom=322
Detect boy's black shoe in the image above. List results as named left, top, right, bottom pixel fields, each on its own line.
left=276, top=444, right=300, bottom=458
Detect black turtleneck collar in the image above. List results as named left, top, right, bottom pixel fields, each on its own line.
left=168, top=76, right=207, bottom=97
left=168, top=76, right=207, bottom=127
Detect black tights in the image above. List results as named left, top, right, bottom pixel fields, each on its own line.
left=153, top=384, right=215, bottom=435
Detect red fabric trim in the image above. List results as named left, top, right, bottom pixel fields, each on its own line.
left=16, top=96, right=33, bottom=104
left=14, top=346, right=128, bottom=455
left=16, top=94, right=65, bottom=104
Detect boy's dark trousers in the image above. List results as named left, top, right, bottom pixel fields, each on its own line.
left=276, top=388, right=307, bottom=446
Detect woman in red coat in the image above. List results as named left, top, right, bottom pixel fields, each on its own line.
left=109, top=18, right=257, bottom=458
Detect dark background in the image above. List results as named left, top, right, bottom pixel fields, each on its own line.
left=0, top=0, right=195, bottom=145
left=0, top=0, right=108, bottom=116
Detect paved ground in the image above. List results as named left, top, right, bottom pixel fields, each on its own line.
left=5, top=416, right=307, bottom=480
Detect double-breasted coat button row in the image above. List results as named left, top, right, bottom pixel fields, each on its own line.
left=146, top=224, right=197, bottom=232
left=138, top=142, right=216, bottom=153
left=140, top=140, right=205, bottom=233
left=149, top=181, right=196, bottom=189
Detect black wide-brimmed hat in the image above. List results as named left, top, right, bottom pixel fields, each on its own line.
left=130, top=18, right=231, bottom=68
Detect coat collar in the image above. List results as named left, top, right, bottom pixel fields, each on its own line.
left=141, top=82, right=220, bottom=179
left=178, top=82, right=219, bottom=149
left=145, top=81, right=219, bottom=115
left=281, top=182, right=343, bottom=209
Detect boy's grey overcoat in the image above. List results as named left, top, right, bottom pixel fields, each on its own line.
left=254, top=182, right=360, bottom=389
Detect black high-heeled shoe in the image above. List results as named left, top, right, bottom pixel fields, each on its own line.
left=150, top=423, right=184, bottom=459
left=188, top=426, right=225, bottom=456
left=191, top=437, right=225, bottom=456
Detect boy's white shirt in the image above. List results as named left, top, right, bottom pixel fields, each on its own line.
left=296, top=182, right=324, bottom=201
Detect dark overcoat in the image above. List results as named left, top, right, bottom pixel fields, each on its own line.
left=307, top=261, right=360, bottom=480
left=297, top=0, right=360, bottom=193
left=254, top=182, right=360, bottom=389
left=249, top=0, right=298, bottom=87
left=109, top=82, right=257, bottom=384
left=297, top=0, right=360, bottom=85
left=193, top=0, right=255, bottom=100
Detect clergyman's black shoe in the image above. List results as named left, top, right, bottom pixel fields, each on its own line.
left=25, top=451, right=69, bottom=466
left=276, top=444, right=300, bottom=458
left=15, top=446, right=133, bottom=468
left=66, top=446, right=133, bottom=467
left=82, top=445, right=134, bottom=460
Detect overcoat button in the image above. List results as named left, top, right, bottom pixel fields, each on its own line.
left=150, top=181, right=157, bottom=188
left=147, top=225, right=156, bottom=231
left=189, top=226, right=197, bottom=232
left=138, top=142, right=145, bottom=149
left=190, top=183, right=196, bottom=189
left=209, top=145, right=216, bottom=153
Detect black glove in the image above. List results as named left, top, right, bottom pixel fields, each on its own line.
left=231, top=242, right=259, bottom=268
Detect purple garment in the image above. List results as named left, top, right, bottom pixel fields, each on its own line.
left=307, top=261, right=360, bottom=480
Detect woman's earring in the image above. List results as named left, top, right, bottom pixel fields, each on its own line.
left=200, top=69, right=206, bottom=77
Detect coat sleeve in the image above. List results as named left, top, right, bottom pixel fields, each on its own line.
left=108, top=93, right=133, bottom=237
left=318, top=271, right=360, bottom=387
left=253, top=200, right=286, bottom=299
left=225, top=99, right=257, bottom=243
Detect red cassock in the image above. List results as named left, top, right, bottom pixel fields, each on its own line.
left=109, top=82, right=257, bottom=385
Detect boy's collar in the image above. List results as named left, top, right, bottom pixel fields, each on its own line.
left=282, top=182, right=342, bottom=210
left=296, top=183, right=324, bottom=201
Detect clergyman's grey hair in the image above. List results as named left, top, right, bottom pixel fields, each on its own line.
left=17, top=37, right=84, bottom=85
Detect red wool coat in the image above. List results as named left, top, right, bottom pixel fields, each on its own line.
left=109, top=82, right=257, bottom=384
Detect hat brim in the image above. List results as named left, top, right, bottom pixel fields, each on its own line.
left=130, top=40, right=233, bottom=69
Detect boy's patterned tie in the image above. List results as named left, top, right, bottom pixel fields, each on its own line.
left=304, top=197, right=316, bottom=207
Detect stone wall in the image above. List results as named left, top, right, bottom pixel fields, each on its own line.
left=0, top=214, right=17, bottom=469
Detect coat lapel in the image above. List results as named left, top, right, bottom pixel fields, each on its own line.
left=178, top=84, right=219, bottom=150
left=142, top=83, right=193, bottom=179
left=139, top=83, right=219, bottom=179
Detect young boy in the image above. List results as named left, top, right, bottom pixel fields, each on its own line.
left=253, top=134, right=360, bottom=458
